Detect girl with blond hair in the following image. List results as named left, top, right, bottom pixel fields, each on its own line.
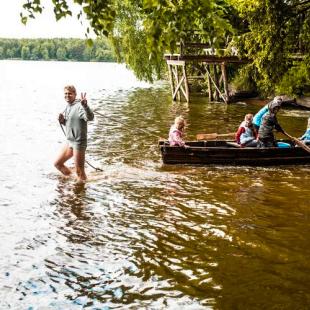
left=168, top=116, right=188, bottom=147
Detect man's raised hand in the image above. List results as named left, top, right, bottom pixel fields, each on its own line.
left=81, top=92, right=87, bottom=107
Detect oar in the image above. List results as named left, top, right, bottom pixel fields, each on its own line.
left=282, top=131, right=310, bottom=153
left=196, top=132, right=235, bottom=140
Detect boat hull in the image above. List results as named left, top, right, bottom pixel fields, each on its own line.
left=159, top=141, right=310, bottom=166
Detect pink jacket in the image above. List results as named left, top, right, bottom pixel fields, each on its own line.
left=168, top=125, right=185, bottom=146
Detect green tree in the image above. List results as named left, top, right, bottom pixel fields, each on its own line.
left=21, top=45, right=31, bottom=59
left=21, top=0, right=234, bottom=81
left=83, top=45, right=94, bottom=61
left=113, top=0, right=234, bottom=81
left=66, top=39, right=85, bottom=61
left=0, top=38, right=115, bottom=62
left=30, top=44, right=41, bottom=60
left=0, top=46, right=4, bottom=59
left=56, top=46, right=67, bottom=60
left=94, top=48, right=113, bottom=62
left=18, top=0, right=310, bottom=94
left=6, top=48, right=14, bottom=59
left=40, top=41, right=52, bottom=60
left=41, top=47, right=49, bottom=60
left=230, top=0, right=310, bottom=95
left=44, top=40, right=57, bottom=59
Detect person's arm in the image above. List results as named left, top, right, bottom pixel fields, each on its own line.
left=274, top=117, right=284, bottom=133
left=79, top=92, right=94, bottom=121
left=58, top=107, right=67, bottom=125
left=253, top=127, right=258, bottom=139
left=254, top=105, right=268, bottom=126
left=79, top=102, right=94, bottom=121
left=235, top=127, right=245, bottom=144
left=58, top=113, right=66, bottom=125
left=81, top=104, right=94, bottom=121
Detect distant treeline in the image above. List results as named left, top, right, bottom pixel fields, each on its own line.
left=0, top=38, right=116, bottom=62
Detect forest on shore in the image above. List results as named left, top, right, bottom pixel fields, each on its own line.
left=0, top=38, right=115, bottom=62
left=7, top=1, right=310, bottom=96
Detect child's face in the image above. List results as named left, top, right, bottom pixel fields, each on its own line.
left=64, top=89, right=76, bottom=104
left=178, top=123, right=185, bottom=130
left=245, top=118, right=252, bottom=126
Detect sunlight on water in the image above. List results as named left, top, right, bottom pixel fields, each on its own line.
left=0, top=60, right=310, bottom=309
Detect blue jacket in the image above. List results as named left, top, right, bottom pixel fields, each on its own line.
left=253, top=105, right=268, bottom=127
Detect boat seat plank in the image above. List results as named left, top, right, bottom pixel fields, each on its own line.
left=225, top=141, right=241, bottom=148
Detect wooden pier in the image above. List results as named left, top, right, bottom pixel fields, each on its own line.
left=165, top=43, right=248, bottom=103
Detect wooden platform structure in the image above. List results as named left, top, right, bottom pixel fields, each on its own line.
left=164, top=42, right=248, bottom=103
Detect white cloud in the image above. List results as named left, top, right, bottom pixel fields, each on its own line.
left=0, top=0, right=94, bottom=39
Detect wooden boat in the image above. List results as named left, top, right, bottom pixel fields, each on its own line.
left=159, top=140, right=310, bottom=165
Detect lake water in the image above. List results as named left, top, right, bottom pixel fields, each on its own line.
left=0, top=60, right=309, bottom=309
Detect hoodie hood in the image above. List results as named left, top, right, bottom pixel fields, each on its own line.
left=268, top=97, right=282, bottom=113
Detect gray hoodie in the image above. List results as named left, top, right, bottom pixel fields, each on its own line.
left=64, top=99, right=94, bottom=148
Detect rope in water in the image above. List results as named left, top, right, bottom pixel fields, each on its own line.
left=93, top=110, right=163, bottom=139
left=58, top=110, right=164, bottom=172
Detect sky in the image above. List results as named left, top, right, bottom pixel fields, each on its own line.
left=0, top=0, right=93, bottom=39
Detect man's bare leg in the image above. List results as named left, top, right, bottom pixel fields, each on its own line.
left=54, top=144, right=73, bottom=176
left=74, top=149, right=87, bottom=182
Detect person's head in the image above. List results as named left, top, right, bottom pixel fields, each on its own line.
left=268, top=96, right=283, bottom=114
left=174, top=116, right=186, bottom=131
left=244, top=113, right=253, bottom=126
left=64, top=85, right=77, bottom=104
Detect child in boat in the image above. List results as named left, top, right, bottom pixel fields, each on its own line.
left=235, top=113, right=258, bottom=147
left=168, top=116, right=188, bottom=147
left=300, top=117, right=310, bottom=145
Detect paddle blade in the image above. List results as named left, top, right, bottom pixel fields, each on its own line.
left=196, top=133, right=218, bottom=140
left=196, top=132, right=235, bottom=140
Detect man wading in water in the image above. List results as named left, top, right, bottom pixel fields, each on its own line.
left=54, top=85, right=94, bottom=182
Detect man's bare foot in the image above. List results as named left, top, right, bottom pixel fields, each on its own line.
left=76, top=177, right=86, bottom=184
